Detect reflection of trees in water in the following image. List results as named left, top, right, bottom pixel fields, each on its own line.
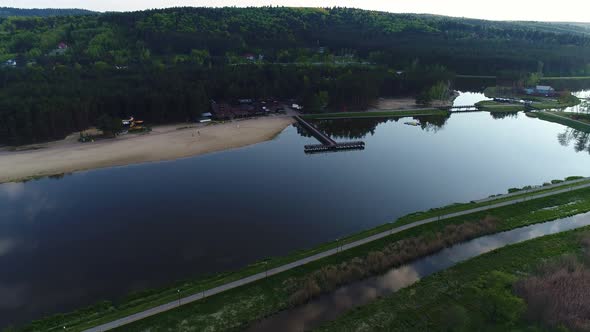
left=416, top=114, right=450, bottom=132
left=295, top=114, right=450, bottom=140
left=313, top=118, right=391, bottom=139
left=563, top=99, right=590, bottom=114
left=490, top=112, right=519, bottom=120
left=557, top=127, right=590, bottom=154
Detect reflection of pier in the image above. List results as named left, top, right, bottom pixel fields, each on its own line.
left=440, top=105, right=481, bottom=113
left=294, top=116, right=365, bottom=154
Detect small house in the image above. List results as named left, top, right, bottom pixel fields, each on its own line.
left=524, top=85, right=556, bottom=97
left=535, top=85, right=556, bottom=96
left=48, top=42, right=69, bottom=56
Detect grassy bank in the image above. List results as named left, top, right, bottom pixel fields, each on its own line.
left=542, top=76, right=590, bottom=80
left=456, top=74, right=497, bottom=79
left=318, top=226, right=590, bottom=331
left=484, top=86, right=581, bottom=110
left=301, top=109, right=448, bottom=120
left=15, top=179, right=590, bottom=332
left=529, top=111, right=590, bottom=132
left=475, top=100, right=524, bottom=112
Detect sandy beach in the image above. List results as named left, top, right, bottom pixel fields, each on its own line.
left=0, top=116, right=295, bottom=184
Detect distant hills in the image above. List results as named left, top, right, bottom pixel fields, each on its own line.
left=0, top=7, right=97, bottom=17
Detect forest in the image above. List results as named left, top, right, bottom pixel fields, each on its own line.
left=2, top=7, right=590, bottom=145
left=0, top=7, right=96, bottom=17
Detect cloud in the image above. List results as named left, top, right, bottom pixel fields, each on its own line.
left=0, top=183, right=25, bottom=200
left=0, top=238, right=17, bottom=257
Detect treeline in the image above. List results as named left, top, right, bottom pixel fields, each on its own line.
left=2, top=7, right=590, bottom=75
left=3, top=7, right=590, bottom=145
left=0, top=7, right=96, bottom=17
left=0, top=63, right=450, bottom=145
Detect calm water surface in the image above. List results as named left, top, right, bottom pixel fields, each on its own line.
left=247, top=212, right=590, bottom=332
left=1, top=93, right=590, bottom=327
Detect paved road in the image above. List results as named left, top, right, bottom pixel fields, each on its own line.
left=83, top=181, right=590, bottom=332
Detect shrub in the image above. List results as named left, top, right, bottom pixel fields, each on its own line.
left=289, top=216, right=499, bottom=304
left=514, top=236, right=590, bottom=331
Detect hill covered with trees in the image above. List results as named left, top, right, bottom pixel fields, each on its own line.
left=0, top=7, right=96, bottom=17
left=3, top=7, right=590, bottom=74
left=1, top=7, right=590, bottom=145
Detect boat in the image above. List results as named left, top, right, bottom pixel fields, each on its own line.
left=404, top=121, right=420, bottom=126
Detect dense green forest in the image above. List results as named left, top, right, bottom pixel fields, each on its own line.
left=2, top=7, right=590, bottom=145
left=0, top=7, right=96, bottom=17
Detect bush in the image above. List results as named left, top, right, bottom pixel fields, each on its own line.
left=514, top=235, right=590, bottom=331
left=440, top=304, right=471, bottom=332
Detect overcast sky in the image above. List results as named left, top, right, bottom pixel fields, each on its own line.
left=4, top=0, right=590, bottom=22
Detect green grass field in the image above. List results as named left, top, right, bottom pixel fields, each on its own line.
left=318, top=226, right=590, bottom=331
left=475, top=100, right=525, bottom=112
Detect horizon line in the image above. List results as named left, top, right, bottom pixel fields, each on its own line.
left=2, top=5, right=590, bottom=24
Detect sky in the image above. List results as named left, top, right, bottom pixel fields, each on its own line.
left=3, top=0, right=590, bottom=22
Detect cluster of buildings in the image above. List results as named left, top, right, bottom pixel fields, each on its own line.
left=210, top=99, right=285, bottom=120
left=2, top=42, right=69, bottom=69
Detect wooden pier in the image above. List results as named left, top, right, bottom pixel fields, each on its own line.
left=294, top=116, right=365, bottom=154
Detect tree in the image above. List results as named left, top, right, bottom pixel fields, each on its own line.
left=96, top=114, right=122, bottom=137
left=305, top=90, right=330, bottom=113
left=417, top=81, right=450, bottom=105
left=475, top=271, right=525, bottom=326
left=525, top=72, right=541, bottom=87
left=190, top=49, right=210, bottom=66
left=441, top=304, right=470, bottom=332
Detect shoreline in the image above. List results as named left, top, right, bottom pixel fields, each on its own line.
left=33, top=179, right=590, bottom=332
left=0, top=116, right=295, bottom=185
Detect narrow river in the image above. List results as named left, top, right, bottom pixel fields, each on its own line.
left=246, top=211, right=590, bottom=332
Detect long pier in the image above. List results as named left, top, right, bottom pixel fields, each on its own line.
left=294, top=116, right=365, bottom=153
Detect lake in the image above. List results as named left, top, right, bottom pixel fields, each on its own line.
left=1, top=92, right=590, bottom=327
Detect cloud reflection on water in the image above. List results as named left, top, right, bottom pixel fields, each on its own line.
left=0, top=183, right=25, bottom=200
